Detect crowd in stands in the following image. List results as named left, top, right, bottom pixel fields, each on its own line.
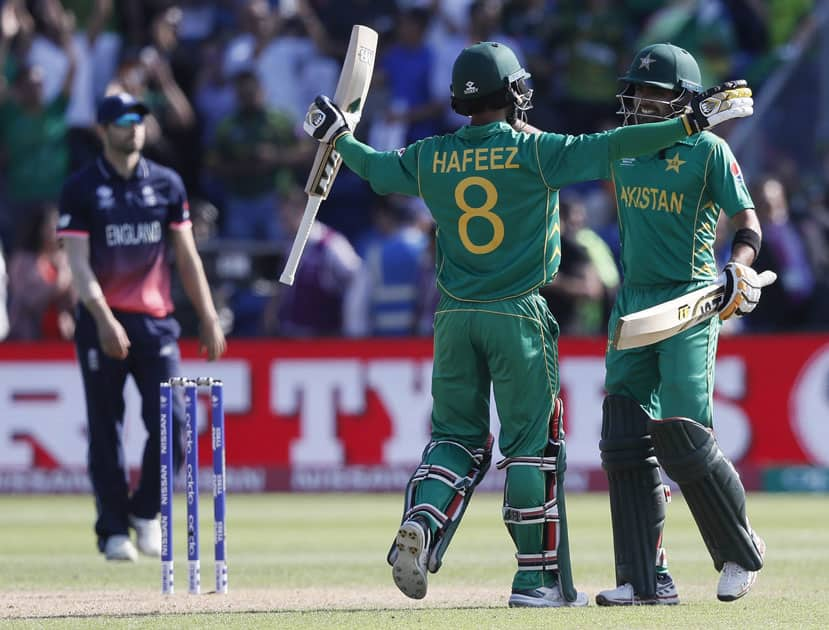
left=0, top=0, right=825, bottom=341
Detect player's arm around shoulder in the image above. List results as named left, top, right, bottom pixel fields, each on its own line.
left=512, top=120, right=544, bottom=136
left=169, top=227, right=226, bottom=361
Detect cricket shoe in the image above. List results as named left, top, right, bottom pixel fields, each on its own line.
left=717, top=533, right=766, bottom=602
left=509, top=585, right=589, bottom=608
left=596, top=572, right=680, bottom=606
left=392, top=517, right=430, bottom=599
left=129, top=515, right=162, bottom=557
left=104, top=535, right=138, bottom=562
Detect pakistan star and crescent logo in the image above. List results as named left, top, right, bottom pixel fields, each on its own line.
left=665, top=153, right=686, bottom=173
left=638, top=53, right=655, bottom=70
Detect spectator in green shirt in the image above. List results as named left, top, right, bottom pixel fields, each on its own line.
left=0, top=28, right=75, bottom=249
left=208, top=67, right=312, bottom=242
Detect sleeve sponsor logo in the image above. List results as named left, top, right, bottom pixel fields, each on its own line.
left=730, top=160, right=744, bottom=184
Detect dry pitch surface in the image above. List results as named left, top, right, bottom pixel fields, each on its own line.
left=4, top=585, right=510, bottom=619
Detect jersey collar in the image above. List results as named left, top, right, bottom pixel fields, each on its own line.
left=673, top=129, right=705, bottom=147
left=96, top=156, right=150, bottom=181
left=456, top=121, right=513, bottom=140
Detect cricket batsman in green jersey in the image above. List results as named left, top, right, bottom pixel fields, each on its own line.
left=302, top=41, right=754, bottom=608
left=593, top=44, right=768, bottom=607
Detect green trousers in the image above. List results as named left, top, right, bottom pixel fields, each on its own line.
left=606, top=283, right=720, bottom=426
left=421, top=291, right=561, bottom=590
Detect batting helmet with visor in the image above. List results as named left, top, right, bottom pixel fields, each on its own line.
left=617, top=43, right=703, bottom=126
left=451, top=41, right=532, bottom=120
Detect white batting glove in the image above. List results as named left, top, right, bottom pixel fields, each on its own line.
left=303, top=95, right=359, bottom=144
left=719, top=262, right=776, bottom=320
left=683, top=80, right=753, bottom=133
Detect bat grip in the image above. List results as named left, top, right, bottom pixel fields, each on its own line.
left=279, top=195, right=323, bottom=286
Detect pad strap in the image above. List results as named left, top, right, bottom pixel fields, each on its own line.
left=503, top=499, right=558, bottom=525
left=496, top=456, right=558, bottom=471
left=402, top=503, right=448, bottom=529
left=515, top=551, right=560, bottom=571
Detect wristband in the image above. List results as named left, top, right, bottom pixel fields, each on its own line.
left=732, top=228, right=761, bottom=263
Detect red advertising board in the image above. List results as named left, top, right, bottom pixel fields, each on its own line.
left=0, top=335, right=827, bottom=492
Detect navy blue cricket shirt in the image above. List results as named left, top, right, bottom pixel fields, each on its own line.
left=57, top=156, right=192, bottom=317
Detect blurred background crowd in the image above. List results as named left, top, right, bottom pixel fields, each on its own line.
left=0, top=0, right=826, bottom=342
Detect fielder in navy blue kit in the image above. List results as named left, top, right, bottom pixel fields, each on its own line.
left=58, top=93, right=226, bottom=561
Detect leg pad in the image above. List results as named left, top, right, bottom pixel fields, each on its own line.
left=649, top=417, right=763, bottom=572
left=387, top=435, right=493, bottom=573
left=601, top=395, right=667, bottom=597
left=498, top=398, right=578, bottom=601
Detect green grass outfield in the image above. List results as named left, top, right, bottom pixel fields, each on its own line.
left=1, top=492, right=827, bottom=629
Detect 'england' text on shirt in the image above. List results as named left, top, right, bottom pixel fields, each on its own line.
left=432, top=147, right=520, bottom=174
left=619, top=186, right=685, bottom=214
left=105, top=221, right=163, bottom=247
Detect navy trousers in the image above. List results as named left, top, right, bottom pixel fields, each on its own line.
left=75, top=305, right=185, bottom=550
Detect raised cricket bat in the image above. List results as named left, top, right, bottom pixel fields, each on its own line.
left=612, top=270, right=777, bottom=350
left=279, top=24, right=378, bottom=285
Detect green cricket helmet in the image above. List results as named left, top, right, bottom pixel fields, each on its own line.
left=617, top=43, right=703, bottom=125
left=450, top=41, right=532, bottom=118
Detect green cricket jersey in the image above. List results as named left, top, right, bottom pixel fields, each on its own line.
left=610, top=130, right=753, bottom=286
left=336, top=117, right=691, bottom=302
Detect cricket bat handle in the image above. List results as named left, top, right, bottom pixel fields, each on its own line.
left=279, top=195, right=323, bottom=286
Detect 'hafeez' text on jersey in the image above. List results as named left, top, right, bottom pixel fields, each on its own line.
left=57, top=157, right=191, bottom=316
left=339, top=122, right=620, bottom=301
left=611, top=131, right=753, bottom=286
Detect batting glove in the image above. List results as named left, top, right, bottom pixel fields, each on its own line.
left=683, top=80, right=753, bottom=134
left=303, top=95, right=359, bottom=144
left=719, top=261, right=769, bottom=320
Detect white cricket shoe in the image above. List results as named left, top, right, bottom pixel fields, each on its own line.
left=104, top=535, right=138, bottom=562
left=392, top=518, right=430, bottom=599
left=596, top=573, right=680, bottom=606
left=129, top=515, right=162, bottom=557
left=717, top=534, right=766, bottom=602
left=509, top=585, right=589, bottom=608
